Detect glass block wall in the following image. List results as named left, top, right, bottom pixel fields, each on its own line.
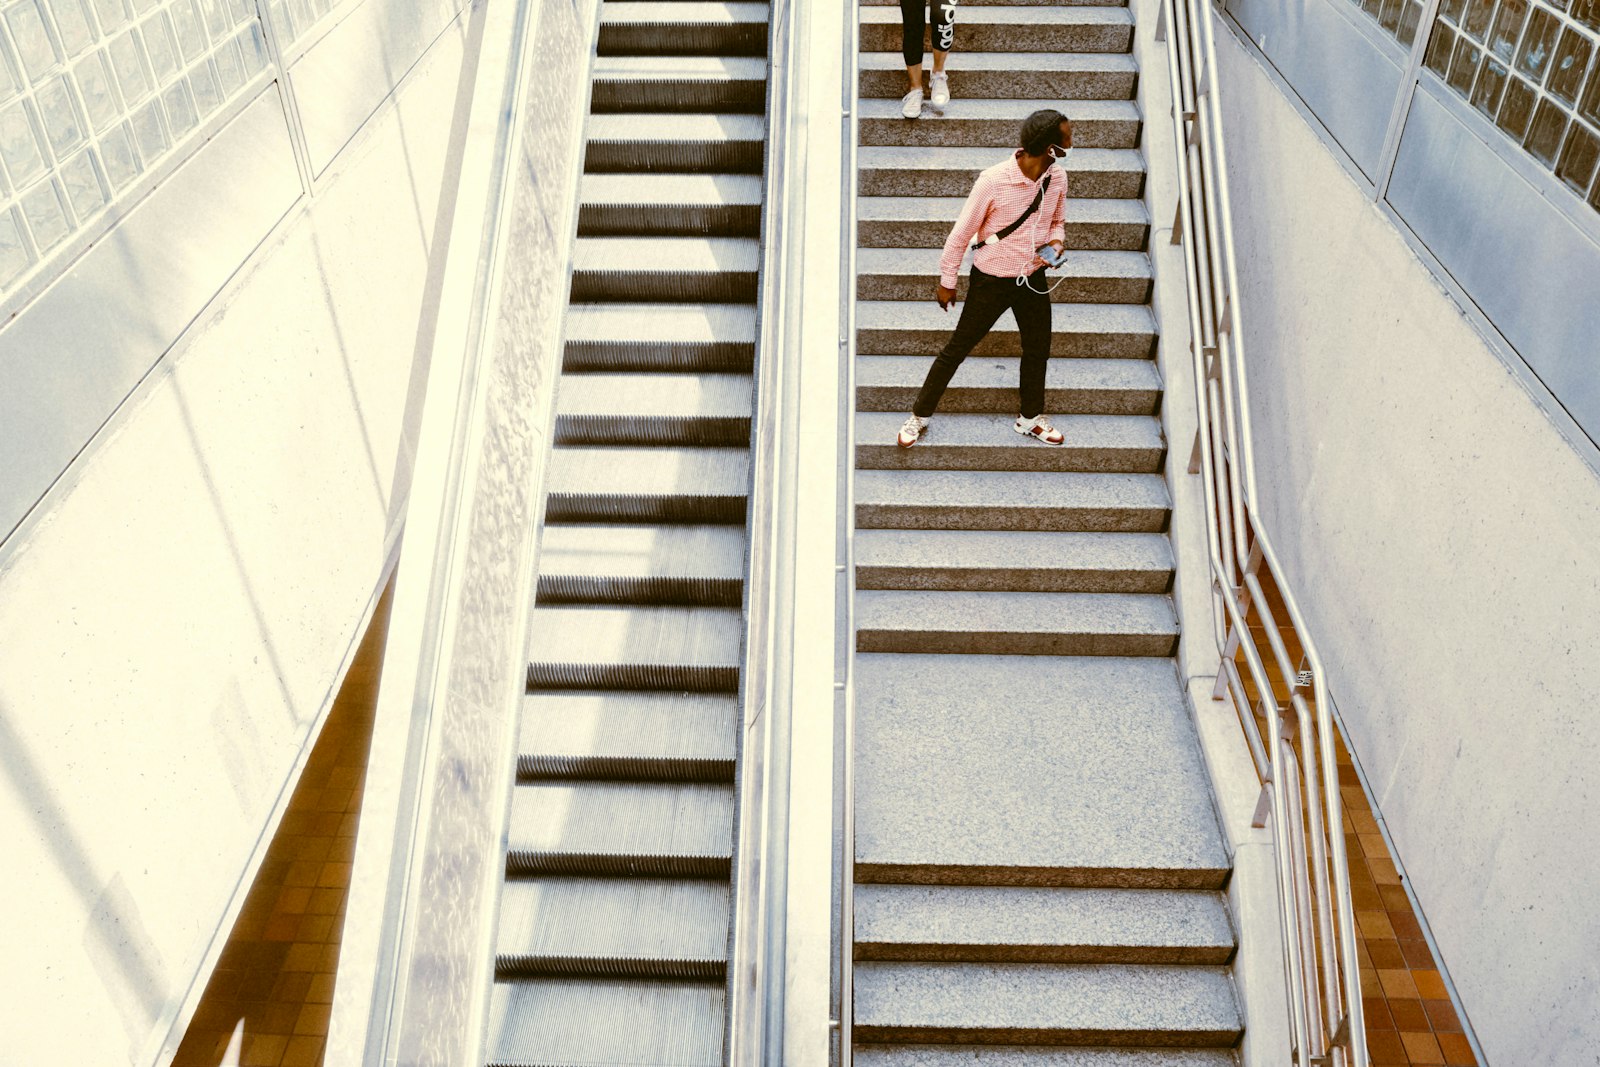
left=1353, top=0, right=1430, bottom=51
left=0, top=0, right=273, bottom=291
left=1424, top=0, right=1600, bottom=213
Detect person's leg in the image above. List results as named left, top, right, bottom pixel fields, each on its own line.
left=1010, top=271, right=1052, bottom=420
left=912, top=270, right=1010, bottom=418
left=900, top=0, right=924, bottom=92
left=928, top=0, right=954, bottom=108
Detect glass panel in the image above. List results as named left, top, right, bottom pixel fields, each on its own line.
left=0, top=205, right=30, bottom=285
left=1554, top=119, right=1600, bottom=188
left=96, top=119, right=136, bottom=185
left=1589, top=166, right=1600, bottom=209
left=1525, top=95, right=1570, bottom=162
left=171, top=0, right=206, bottom=62
left=1399, top=1, right=1424, bottom=46
left=91, top=0, right=129, bottom=33
left=1547, top=26, right=1594, bottom=103
left=1427, top=23, right=1459, bottom=75
left=128, top=0, right=158, bottom=15
left=74, top=52, right=120, bottom=131
left=237, top=22, right=264, bottom=75
left=1580, top=55, right=1600, bottom=122
left=1441, top=0, right=1469, bottom=21
left=1573, top=0, right=1600, bottom=31
left=223, top=0, right=250, bottom=26
left=1498, top=73, right=1539, bottom=135
left=1488, top=0, right=1529, bottom=61
left=0, top=39, right=21, bottom=101
left=1463, top=0, right=1496, bottom=41
left=59, top=145, right=104, bottom=215
left=196, top=0, right=224, bottom=38
left=0, top=98, right=47, bottom=182
left=54, top=0, right=96, bottom=56
left=106, top=29, right=148, bottom=101
left=1517, top=8, right=1561, bottom=78
left=186, top=57, right=216, bottom=114
left=140, top=12, right=177, bottom=85
left=211, top=33, right=239, bottom=92
left=36, top=73, right=84, bottom=156
left=1363, top=0, right=1382, bottom=19
left=159, top=76, right=191, bottom=135
left=1380, top=0, right=1404, bottom=33
left=1473, top=57, right=1512, bottom=113
left=21, top=177, right=71, bottom=248
left=1449, top=36, right=1484, bottom=93
left=128, top=93, right=164, bottom=157
left=265, top=0, right=293, bottom=43
left=7, top=0, right=62, bottom=83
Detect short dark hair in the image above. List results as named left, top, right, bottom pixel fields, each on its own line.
left=1019, top=109, right=1069, bottom=155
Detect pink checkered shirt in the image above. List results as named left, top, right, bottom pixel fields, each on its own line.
left=938, top=150, right=1069, bottom=289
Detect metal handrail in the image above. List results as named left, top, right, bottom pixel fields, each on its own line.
left=832, top=0, right=862, bottom=1059
left=1158, top=1, right=1368, bottom=1064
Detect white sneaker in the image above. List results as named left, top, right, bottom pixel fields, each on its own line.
left=1014, top=414, right=1065, bottom=446
left=929, top=71, right=950, bottom=112
left=897, top=414, right=930, bottom=447
left=901, top=87, right=923, bottom=119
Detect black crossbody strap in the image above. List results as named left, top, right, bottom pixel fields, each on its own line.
left=969, top=174, right=1051, bottom=249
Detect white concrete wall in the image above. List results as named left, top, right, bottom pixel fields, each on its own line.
left=1213, top=15, right=1600, bottom=1064
left=0, top=18, right=466, bottom=1066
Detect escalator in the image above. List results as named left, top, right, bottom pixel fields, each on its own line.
left=481, top=2, right=773, bottom=1062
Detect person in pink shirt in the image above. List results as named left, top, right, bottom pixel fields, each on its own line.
left=898, top=109, right=1074, bottom=448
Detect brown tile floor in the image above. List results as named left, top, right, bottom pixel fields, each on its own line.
left=173, top=582, right=391, bottom=1067
left=1236, top=566, right=1478, bottom=1066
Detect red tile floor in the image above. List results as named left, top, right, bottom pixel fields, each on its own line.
left=172, top=584, right=390, bottom=1067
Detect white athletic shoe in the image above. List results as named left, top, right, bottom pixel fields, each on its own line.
left=929, top=71, right=950, bottom=112
left=1014, top=414, right=1065, bottom=446
left=901, top=87, right=924, bottom=119
left=897, top=414, right=930, bottom=447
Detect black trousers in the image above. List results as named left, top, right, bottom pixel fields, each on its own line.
left=913, top=266, right=1052, bottom=419
left=900, top=0, right=956, bottom=66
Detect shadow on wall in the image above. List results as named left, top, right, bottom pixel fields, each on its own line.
left=170, top=582, right=392, bottom=1067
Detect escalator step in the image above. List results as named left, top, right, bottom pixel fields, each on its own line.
left=536, top=524, right=747, bottom=606
left=554, top=372, right=753, bottom=447
left=506, top=781, right=735, bottom=875
left=579, top=173, right=763, bottom=236
left=599, top=1, right=770, bottom=57
left=486, top=978, right=724, bottom=1067
left=563, top=303, right=756, bottom=372
left=527, top=604, right=744, bottom=691
left=519, top=691, right=738, bottom=781
left=584, top=113, right=767, bottom=173
left=497, top=877, right=729, bottom=976
left=571, top=237, right=760, bottom=303
left=591, top=55, right=768, bottom=113
left=545, top=446, right=750, bottom=523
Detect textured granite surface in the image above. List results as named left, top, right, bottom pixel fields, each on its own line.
left=853, top=653, right=1229, bottom=886
left=854, top=961, right=1241, bottom=1043
left=858, top=52, right=1138, bottom=104
left=858, top=145, right=1145, bottom=200
left=856, top=411, right=1163, bottom=473
left=855, top=354, right=1162, bottom=415
left=859, top=5, right=1133, bottom=54
left=859, top=195, right=1149, bottom=252
left=854, top=528, right=1172, bottom=593
left=856, top=299, right=1156, bottom=358
left=855, top=589, right=1177, bottom=656
left=859, top=98, right=1141, bottom=151
left=854, top=884, right=1234, bottom=963
left=855, top=468, right=1170, bottom=532
left=857, top=248, right=1152, bottom=305
left=856, top=1046, right=1239, bottom=1066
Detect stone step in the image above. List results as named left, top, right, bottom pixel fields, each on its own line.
left=535, top=524, right=747, bottom=605
left=563, top=303, right=756, bottom=372
left=545, top=446, right=749, bottom=523
left=855, top=589, right=1177, bottom=656
left=859, top=5, right=1132, bottom=54
left=860, top=98, right=1141, bottom=150
left=555, top=372, right=752, bottom=447
left=497, top=877, right=730, bottom=976
left=584, top=113, right=766, bottom=173
left=506, top=781, right=734, bottom=876
left=855, top=529, right=1171, bottom=593
left=856, top=354, right=1162, bottom=415
left=856, top=412, right=1163, bottom=472
left=853, top=653, right=1231, bottom=888
left=579, top=173, right=763, bottom=236
left=860, top=52, right=1138, bottom=102
left=860, top=196, right=1148, bottom=252
left=599, top=1, right=769, bottom=57
left=519, top=690, right=738, bottom=780
left=857, top=300, right=1156, bottom=359
left=856, top=1051, right=1238, bottom=1067
left=861, top=0, right=1128, bottom=6
left=571, top=237, right=760, bottom=302
left=853, top=961, right=1241, bottom=1046
left=592, top=55, right=768, bottom=113
left=858, top=247, right=1151, bottom=304
left=854, top=884, right=1234, bottom=964
left=860, top=145, right=1145, bottom=199
left=855, top=469, right=1169, bottom=533
left=526, top=604, right=744, bottom=691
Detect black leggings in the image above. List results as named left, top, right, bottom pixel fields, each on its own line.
left=900, top=0, right=956, bottom=67
left=913, top=267, right=1052, bottom=420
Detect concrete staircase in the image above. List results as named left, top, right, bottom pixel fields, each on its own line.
left=851, top=0, right=1242, bottom=1060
